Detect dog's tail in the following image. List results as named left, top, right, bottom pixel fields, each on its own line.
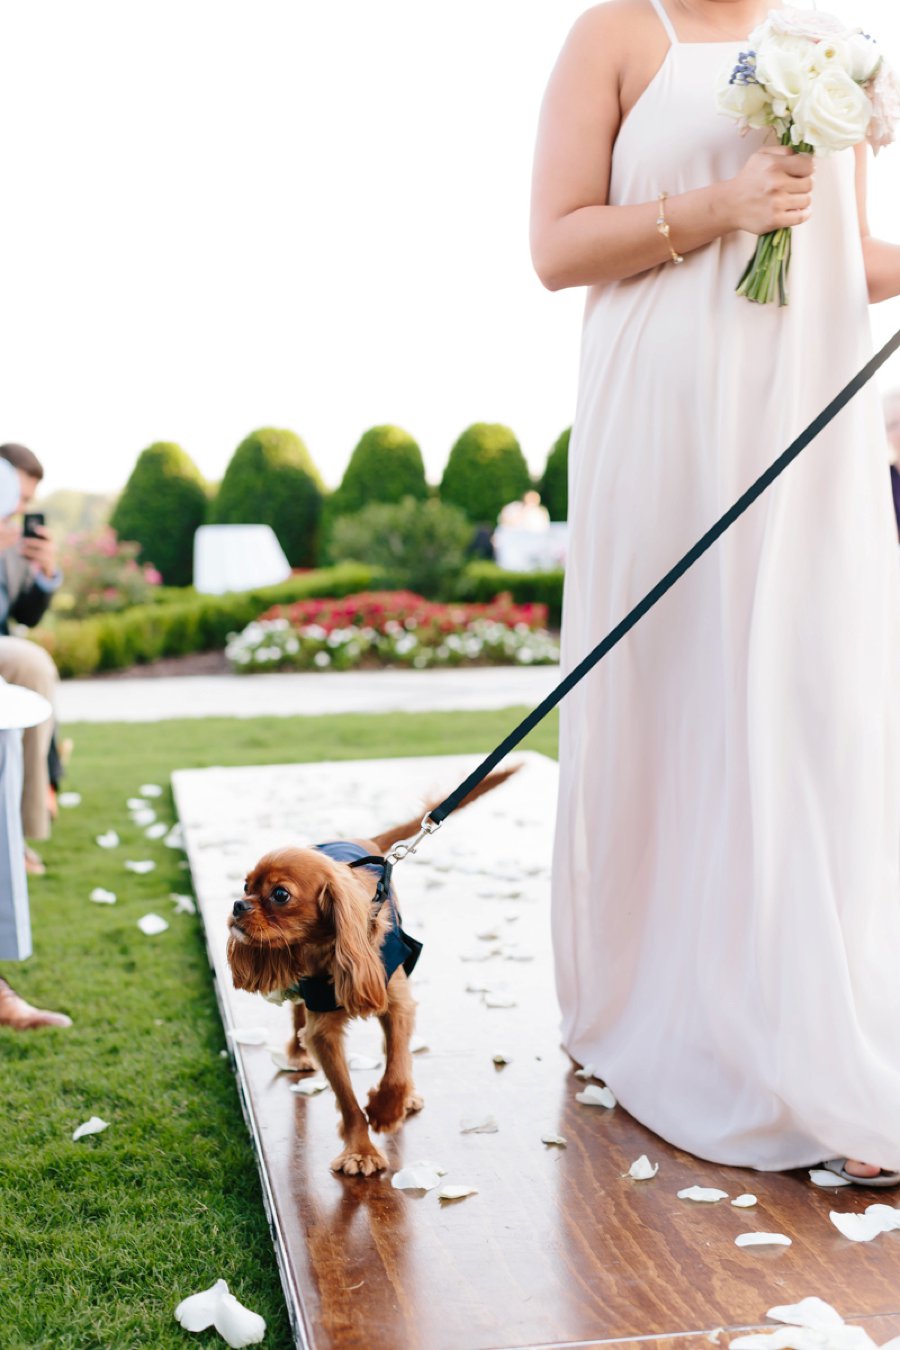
left=370, top=764, right=521, bottom=854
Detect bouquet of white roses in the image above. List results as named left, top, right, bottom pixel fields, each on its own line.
left=717, top=7, right=900, bottom=305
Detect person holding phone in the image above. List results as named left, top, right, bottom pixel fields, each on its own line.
left=0, top=444, right=62, bottom=871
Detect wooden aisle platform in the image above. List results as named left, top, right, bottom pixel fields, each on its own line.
left=173, top=753, right=900, bottom=1350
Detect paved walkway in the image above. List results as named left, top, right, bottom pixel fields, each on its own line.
left=56, top=666, right=561, bottom=723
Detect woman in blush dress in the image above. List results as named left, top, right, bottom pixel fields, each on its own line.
left=532, top=0, right=900, bottom=1182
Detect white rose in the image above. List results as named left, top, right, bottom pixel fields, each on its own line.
left=810, top=37, right=851, bottom=77
left=750, top=8, right=851, bottom=46
left=791, top=65, right=872, bottom=152
left=846, top=33, right=881, bottom=85
left=867, top=58, right=900, bottom=154
left=755, top=35, right=815, bottom=115
left=716, top=71, right=772, bottom=130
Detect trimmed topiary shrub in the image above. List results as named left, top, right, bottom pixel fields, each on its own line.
left=333, top=426, right=428, bottom=516
left=329, top=496, right=471, bottom=597
left=211, top=428, right=323, bottom=568
left=109, top=442, right=208, bottom=587
left=540, top=427, right=570, bottom=522
left=439, top=423, right=531, bottom=525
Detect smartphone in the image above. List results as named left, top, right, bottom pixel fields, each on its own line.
left=23, top=512, right=45, bottom=538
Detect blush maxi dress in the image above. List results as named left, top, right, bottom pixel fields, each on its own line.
left=551, top=0, right=900, bottom=1171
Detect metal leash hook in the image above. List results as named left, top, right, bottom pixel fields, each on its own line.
left=385, top=812, right=442, bottom=867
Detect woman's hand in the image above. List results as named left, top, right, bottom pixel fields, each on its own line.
left=725, top=146, right=815, bottom=235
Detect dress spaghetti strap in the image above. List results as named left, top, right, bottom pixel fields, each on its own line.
left=646, top=0, right=679, bottom=45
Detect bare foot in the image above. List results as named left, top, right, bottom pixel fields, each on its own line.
left=844, top=1160, right=883, bottom=1178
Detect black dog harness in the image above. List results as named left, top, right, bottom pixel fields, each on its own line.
left=284, top=841, right=423, bottom=1014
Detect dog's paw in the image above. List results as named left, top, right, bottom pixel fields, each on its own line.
left=366, top=1084, right=423, bottom=1134
left=330, top=1146, right=388, bottom=1177
left=284, top=1039, right=317, bottom=1073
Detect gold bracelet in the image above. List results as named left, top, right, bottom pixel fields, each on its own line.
left=656, top=192, right=684, bottom=265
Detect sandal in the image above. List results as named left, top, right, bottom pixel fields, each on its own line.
left=822, top=1159, right=900, bottom=1188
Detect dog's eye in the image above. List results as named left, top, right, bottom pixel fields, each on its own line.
left=243, top=881, right=249, bottom=894
left=271, top=886, right=290, bottom=905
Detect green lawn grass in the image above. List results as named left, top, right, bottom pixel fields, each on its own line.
left=0, top=709, right=558, bottom=1349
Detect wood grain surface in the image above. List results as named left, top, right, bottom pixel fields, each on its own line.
left=173, top=754, right=900, bottom=1350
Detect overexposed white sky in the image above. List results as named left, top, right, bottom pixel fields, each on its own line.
left=1, top=0, right=898, bottom=496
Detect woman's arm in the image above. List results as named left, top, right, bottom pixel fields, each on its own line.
left=855, top=143, right=900, bottom=304
left=530, top=6, right=815, bottom=292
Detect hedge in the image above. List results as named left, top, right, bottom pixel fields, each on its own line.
left=29, top=564, right=377, bottom=678
left=109, top=442, right=208, bottom=587
left=454, top=562, right=564, bottom=627
left=439, top=423, right=532, bottom=525
left=211, top=428, right=323, bottom=568
left=540, top=428, right=570, bottom=522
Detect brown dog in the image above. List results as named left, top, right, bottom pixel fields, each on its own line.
left=226, top=767, right=517, bottom=1176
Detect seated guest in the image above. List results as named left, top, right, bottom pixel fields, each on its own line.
left=498, top=490, right=551, bottom=531
left=0, top=679, right=71, bottom=1029
left=0, top=447, right=62, bottom=874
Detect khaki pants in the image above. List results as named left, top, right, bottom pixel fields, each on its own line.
left=0, top=637, right=57, bottom=841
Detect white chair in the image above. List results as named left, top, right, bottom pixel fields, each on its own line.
left=493, top=523, right=568, bottom=572
left=193, top=524, right=291, bottom=596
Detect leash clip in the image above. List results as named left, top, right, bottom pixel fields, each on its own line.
left=386, top=812, right=441, bottom=867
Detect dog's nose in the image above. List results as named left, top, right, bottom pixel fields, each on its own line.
left=232, top=898, right=253, bottom=917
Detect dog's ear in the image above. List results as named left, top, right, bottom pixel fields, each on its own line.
left=227, top=936, right=297, bottom=995
left=321, top=871, right=389, bottom=1017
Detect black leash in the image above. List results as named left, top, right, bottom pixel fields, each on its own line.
left=412, top=326, right=900, bottom=836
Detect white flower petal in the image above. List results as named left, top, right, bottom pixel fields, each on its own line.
left=438, top=1185, right=478, bottom=1201
left=541, top=1133, right=567, bottom=1147
left=164, top=824, right=185, bottom=850
left=226, top=1026, right=269, bottom=1046
left=96, top=831, right=119, bottom=849
left=865, top=1202, right=900, bottom=1232
left=460, top=1113, right=499, bottom=1134
left=625, top=1155, right=658, bottom=1180
left=131, top=808, right=156, bottom=827
left=829, top=1210, right=888, bottom=1243
left=58, top=792, right=81, bottom=808
left=125, top=860, right=156, bottom=874
left=89, top=887, right=117, bottom=904
left=476, top=928, right=500, bottom=941
left=213, top=1289, right=266, bottom=1347
left=410, top=1035, right=429, bottom=1054
left=170, top=892, right=197, bottom=915
left=576, top=1084, right=617, bottom=1109
left=404, top=1158, right=448, bottom=1176
left=465, top=980, right=492, bottom=993
left=574, top=1064, right=598, bottom=1080
left=347, top=1053, right=381, bottom=1071
left=767, top=1298, right=845, bottom=1331
left=483, top=994, right=517, bottom=1009
left=72, top=1115, right=109, bottom=1141
left=678, top=1186, right=729, bottom=1203
left=732, top=1194, right=758, bottom=1208
left=140, top=783, right=163, bottom=797
left=145, top=822, right=168, bottom=840
left=460, top=949, right=500, bottom=963
left=809, top=1168, right=852, bottom=1188
left=289, top=1077, right=329, bottom=1096
left=175, top=1279, right=229, bottom=1332
left=126, top=797, right=146, bottom=811
left=492, top=1053, right=510, bottom=1066
left=268, top=1048, right=294, bottom=1071
left=734, top=1232, right=792, bottom=1247
left=391, top=1166, right=442, bottom=1191
left=137, top=913, right=169, bottom=936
